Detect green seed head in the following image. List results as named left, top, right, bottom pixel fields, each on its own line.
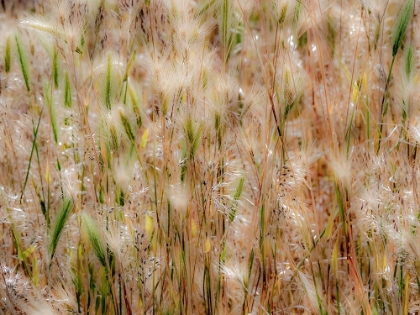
left=392, top=0, right=414, bottom=57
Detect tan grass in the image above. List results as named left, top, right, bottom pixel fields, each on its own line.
left=0, top=0, right=420, bottom=314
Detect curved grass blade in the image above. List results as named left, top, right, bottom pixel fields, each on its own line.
left=228, top=177, right=245, bottom=223
left=82, top=212, right=106, bottom=267
left=15, top=35, right=30, bottom=92
left=49, top=198, right=73, bottom=261
left=44, top=82, right=58, bottom=143
left=392, top=0, right=413, bottom=57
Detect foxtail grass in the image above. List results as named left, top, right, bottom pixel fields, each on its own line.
left=377, top=0, right=414, bottom=153
left=1, top=0, right=420, bottom=314
left=49, top=198, right=73, bottom=262
left=81, top=212, right=106, bottom=268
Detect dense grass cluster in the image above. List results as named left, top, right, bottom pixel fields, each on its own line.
left=1, top=0, right=420, bottom=314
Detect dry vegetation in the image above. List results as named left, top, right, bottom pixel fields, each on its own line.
left=1, top=0, right=420, bottom=314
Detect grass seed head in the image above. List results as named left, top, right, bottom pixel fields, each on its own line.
left=392, top=0, right=414, bottom=57
left=3, top=0, right=420, bottom=313
left=81, top=212, right=107, bottom=267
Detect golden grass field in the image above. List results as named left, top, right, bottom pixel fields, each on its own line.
left=1, top=0, right=420, bottom=314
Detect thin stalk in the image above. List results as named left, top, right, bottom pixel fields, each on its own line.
left=21, top=109, right=43, bottom=201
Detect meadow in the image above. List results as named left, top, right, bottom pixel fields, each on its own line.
left=0, top=0, right=420, bottom=314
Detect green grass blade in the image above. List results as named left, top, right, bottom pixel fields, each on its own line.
left=49, top=198, right=73, bottom=261
left=15, top=35, right=30, bottom=92
left=120, top=109, right=135, bottom=142
left=405, top=45, right=414, bottom=78
left=21, top=110, right=43, bottom=201
left=228, top=177, right=245, bottom=223
left=64, top=72, right=72, bottom=108
left=185, top=118, right=203, bottom=160
left=44, top=82, right=58, bottom=143
left=105, top=54, right=112, bottom=110
left=233, top=177, right=245, bottom=200
left=335, top=182, right=347, bottom=234
left=5, top=36, right=11, bottom=73
left=82, top=212, right=107, bottom=267
left=221, top=0, right=231, bottom=60
left=109, top=125, right=119, bottom=151
left=53, top=47, right=59, bottom=88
